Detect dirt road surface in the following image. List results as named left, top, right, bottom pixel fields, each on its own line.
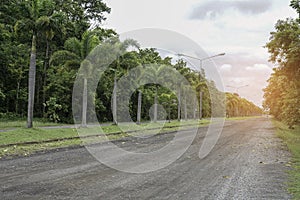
left=0, top=118, right=291, bottom=199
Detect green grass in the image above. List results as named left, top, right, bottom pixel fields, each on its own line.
left=0, top=118, right=67, bottom=129
left=225, top=116, right=262, bottom=121
left=0, top=139, right=82, bottom=158
left=273, top=120, right=300, bottom=199
left=0, top=119, right=210, bottom=158
left=0, top=128, right=78, bottom=145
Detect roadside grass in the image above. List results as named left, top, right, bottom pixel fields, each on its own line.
left=0, top=128, right=78, bottom=145
left=0, top=139, right=82, bottom=158
left=0, top=118, right=67, bottom=130
left=225, top=116, right=262, bottom=121
left=273, top=120, right=300, bottom=199
left=0, top=119, right=210, bottom=158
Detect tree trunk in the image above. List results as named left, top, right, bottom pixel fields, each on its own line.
left=137, top=90, right=142, bottom=124
left=168, top=103, right=171, bottom=123
left=112, top=76, right=117, bottom=125
left=16, top=81, right=20, bottom=114
left=199, top=90, right=203, bottom=120
left=235, top=106, right=239, bottom=117
left=193, top=96, right=197, bottom=120
left=184, top=97, right=187, bottom=120
left=177, top=88, right=181, bottom=121
left=81, top=78, right=88, bottom=127
left=27, top=34, right=37, bottom=128
left=154, top=89, right=157, bottom=122
left=42, top=39, right=50, bottom=117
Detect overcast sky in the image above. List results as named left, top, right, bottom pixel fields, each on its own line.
left=102, top=0, right=297, bottom=106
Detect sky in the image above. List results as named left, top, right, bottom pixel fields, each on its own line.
left=102, top=0, right=298, bottom=107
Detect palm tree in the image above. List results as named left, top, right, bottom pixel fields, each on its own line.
left=111, top=39, right=140, bottom=125
left=50, top=30, right=104, bottom=127
left=174, top=60, right=189, bottom=121
left=137, top=90, right=142, bottom=124
left=141, top=64, right=180, bottom=122
left=14, top=0, right=64, bottom=128
left=226, top=93, right=239, bottom=117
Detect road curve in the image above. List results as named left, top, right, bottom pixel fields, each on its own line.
left=0, top=118, right=291, bottom=199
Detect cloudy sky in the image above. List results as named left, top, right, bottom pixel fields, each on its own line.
left=102, top=0, right=297, bottom=106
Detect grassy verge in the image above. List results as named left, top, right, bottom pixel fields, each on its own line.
left=0, top=119, right=210, bottom=158
left=273, top=120, right=300, bottom=199
left=225, top=116, right=262, bottom=121
left=0, top=118, right=67, bottom=130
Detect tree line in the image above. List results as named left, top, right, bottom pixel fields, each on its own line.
left=226, top=93, right=262, bottom=118
left=0, top=0, right=262, bottom=127
left=264, top=0, right=300, bottom=128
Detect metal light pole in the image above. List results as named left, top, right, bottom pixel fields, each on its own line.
left=226, top=84, right=249, bottom=94
left=177, top=53, right=225, bottom=120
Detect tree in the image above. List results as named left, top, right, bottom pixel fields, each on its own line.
left=50, top=30, right=113, bottom=125
left=38, top=11, right=66, bottom=116
left=226, top=93, right=261, bottom=118
left=264, top=1, right=300, bottom=127
left=110, top=39, right=140, bottom=125
left=13, top=0, right=66, bottom=127
left=290, top=0, right=300, bottom=18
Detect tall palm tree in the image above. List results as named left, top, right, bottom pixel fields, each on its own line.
left=141, top=64, right=178, bottom=122
left=50, top=30, right=103, bottom=127
left=137, top=90, right=142, bottom=124
left=226, top=93, right=239, bottom=117
left=14, top=0, right=65, bottom=127
left=111, top=39, right=140, bottom=125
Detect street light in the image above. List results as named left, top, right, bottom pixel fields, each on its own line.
left=226, top=84, right=249, bottom=93
left=177, top=53, right=225, bottom=62
left=177, top=52, right=226, bottom=120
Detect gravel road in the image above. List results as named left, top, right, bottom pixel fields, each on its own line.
left=0, top=118, right=291, bottom=199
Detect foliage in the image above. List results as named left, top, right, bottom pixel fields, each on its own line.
left=0, top=0, right=112, bottom=124
left=264, top=2, right=300, bottom=128
left=43, top=97, right=62, bottom=122
left=226, top=93, right=262, bottom=118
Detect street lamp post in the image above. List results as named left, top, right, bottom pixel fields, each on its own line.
left=226, top=84, right=249, bottom=94
left=177, top=53, right=225, bottom=120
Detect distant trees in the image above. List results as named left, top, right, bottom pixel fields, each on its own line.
left=263, top=1, right=300, bottom=128
left=225, top=93, right=262, bottom=118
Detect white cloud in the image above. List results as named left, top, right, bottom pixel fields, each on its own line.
left=189, top=0, right=272, bottom=20
left=246, top=64, right=273, bottom=73
left=220, top=64, right=232, bottom=72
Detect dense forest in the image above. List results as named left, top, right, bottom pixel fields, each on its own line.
left=0, top=0, right=262, bottom=127
left=263, top=0, right=300, bottom=128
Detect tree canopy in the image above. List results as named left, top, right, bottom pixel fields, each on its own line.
left=264, top=0, right=300, bottom=128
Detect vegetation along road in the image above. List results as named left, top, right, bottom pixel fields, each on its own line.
left=0, top=117, right=291, bottom=199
